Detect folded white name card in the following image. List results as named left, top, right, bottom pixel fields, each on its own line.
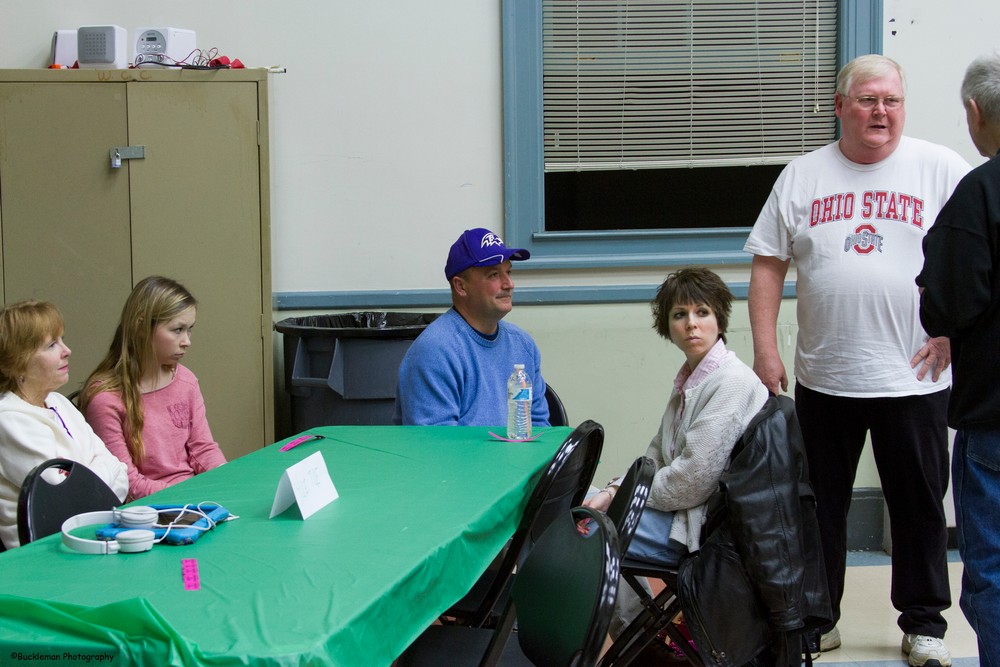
left=270, top=451, right=339, bottom=519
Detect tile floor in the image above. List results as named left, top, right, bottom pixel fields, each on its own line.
left=815, top=551, right=978, bottom=666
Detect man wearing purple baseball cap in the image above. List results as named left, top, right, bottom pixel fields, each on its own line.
left=393, top=228, right=550, bottom=427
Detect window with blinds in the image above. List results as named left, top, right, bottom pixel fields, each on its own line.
left=541, top=0, right=839, bottom=232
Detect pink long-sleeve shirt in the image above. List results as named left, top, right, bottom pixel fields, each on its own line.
left=85, top=364, right=227, bottom=499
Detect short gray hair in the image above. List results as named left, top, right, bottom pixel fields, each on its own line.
left=837, top=54, right=906, bottom=96
left=962, top=52, right=1000, bottom=124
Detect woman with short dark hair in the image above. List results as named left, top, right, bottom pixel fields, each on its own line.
left=584, top=267, right=768, bottom=636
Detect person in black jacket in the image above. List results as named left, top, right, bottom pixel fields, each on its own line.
left=917, top=51, right=1000, bottom=667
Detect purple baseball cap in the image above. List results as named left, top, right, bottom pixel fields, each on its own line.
left=444, top=228, right=530, bottom=280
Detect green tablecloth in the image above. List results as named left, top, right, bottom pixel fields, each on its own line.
left=0, top=425, right=568, bottom=666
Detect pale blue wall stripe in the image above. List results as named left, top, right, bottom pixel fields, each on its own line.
left=273, top=282, right=799, bottom=311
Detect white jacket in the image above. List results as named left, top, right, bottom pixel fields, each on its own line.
left=0, top=391, right=128, bottom=548
left=644, top=356, right=768, bottom=552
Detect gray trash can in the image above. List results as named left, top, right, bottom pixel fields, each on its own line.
left=275, top=312, right=439, bottom=432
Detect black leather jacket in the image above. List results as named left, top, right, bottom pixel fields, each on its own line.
left=678, top=394, right=832, bottom=667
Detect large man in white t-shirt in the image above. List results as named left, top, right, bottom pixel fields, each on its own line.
left=744, top=55, right=970, bottom=667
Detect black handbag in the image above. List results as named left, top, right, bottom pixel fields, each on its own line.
left=677, top=521, right=770, bottom=667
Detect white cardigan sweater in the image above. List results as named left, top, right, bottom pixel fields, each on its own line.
left=644, top=355, right=768, bottom=552
left=0, top=391, right=128, bottom=548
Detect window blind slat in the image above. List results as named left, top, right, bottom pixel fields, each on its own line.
left=542, top=0, right=839, bottom=171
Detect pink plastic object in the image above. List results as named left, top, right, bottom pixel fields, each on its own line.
left=182, top=559, right=200, bottom=591
left=488, top=431, right=542, bottom=443
left=280, top=434, right=323, bottom=452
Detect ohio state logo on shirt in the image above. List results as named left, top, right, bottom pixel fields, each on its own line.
left=844, top=223, right=884, bottom=255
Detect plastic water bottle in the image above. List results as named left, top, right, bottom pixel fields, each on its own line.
left=507, top=364, right=532, bottom=440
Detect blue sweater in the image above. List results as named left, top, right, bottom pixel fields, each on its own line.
left=394, top=308, right=550, bottom=427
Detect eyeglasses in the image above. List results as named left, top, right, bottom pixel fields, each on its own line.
left=851, top=95, right=904, bottom=110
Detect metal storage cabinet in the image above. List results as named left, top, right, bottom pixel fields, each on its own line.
left=0, top=69, right=273, bottom=458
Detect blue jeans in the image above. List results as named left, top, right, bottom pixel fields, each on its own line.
left=580, top=490, right=686, bottom=565
left=626, top=505, right=687, bottom=567
left=953, top=429, right=1000, bottom=667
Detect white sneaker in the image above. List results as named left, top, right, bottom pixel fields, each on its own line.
left=819, top=626, right=841, bottom=651
left=807, top=626, right=840, bottom=660
left=902, top=634, right=952, bottom=667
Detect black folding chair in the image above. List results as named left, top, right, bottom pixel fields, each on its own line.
left=544, top=384, right=569, bottom=427
left=591, top=456, right=686, bottom=667
left=604, top=456, right=656, bottom=557
left=17, top=458, right=121, bottom=546
left=399, top=506, right=621, bottom=667
left=442, top=420, right=604, bottom=627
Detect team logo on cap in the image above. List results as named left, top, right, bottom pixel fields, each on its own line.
left=481, top=232, right=505, bottom=248
left=844, top=223, right=884, bottom=255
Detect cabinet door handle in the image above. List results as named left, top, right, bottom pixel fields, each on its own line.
left=109, top=145, right=145, bottom=168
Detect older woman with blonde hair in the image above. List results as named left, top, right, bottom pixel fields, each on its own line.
left=81, top=276, right=226, bottom=500
left=0, top=300, right=128, bottom=549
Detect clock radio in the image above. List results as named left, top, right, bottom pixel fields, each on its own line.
left=134, top=27, right=197, bottom=66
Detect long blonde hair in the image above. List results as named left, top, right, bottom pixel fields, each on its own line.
left=80, top=277, right=196, bottom=463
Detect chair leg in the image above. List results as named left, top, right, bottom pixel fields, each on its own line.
left=599, top=581, right=681, bottom=666
left=661, top=617, right=706, bottom=667
left=599, top=616, right=660, bottom=666
left=599, top=569, right=713, bottom=667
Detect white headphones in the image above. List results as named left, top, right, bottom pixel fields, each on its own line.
left=61, top=506, right=159, bottom=554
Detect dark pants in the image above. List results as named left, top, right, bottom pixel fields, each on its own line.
left=795, top=383, right=951, bottom=638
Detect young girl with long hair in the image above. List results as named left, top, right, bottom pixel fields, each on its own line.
left=80, top=276, right=226, bottom=499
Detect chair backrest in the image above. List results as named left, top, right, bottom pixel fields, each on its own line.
left=486, top=507, right=620, bottom=666
left=469, top=420, right=604, bottom=626
left=605, top=456, right=656, bottom=557
left=66, top=389, right=82, bottom=408
left=545, top=384, right=569, bottom=427
left=17, top=458, right=121, bottom=545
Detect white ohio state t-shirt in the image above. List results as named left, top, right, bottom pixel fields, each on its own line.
left=745, top=137, right=970, bottom=397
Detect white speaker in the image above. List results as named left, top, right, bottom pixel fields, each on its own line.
left=77, top=25, right=128, bottom=69
left=50, top=29, right=78, bottom=67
